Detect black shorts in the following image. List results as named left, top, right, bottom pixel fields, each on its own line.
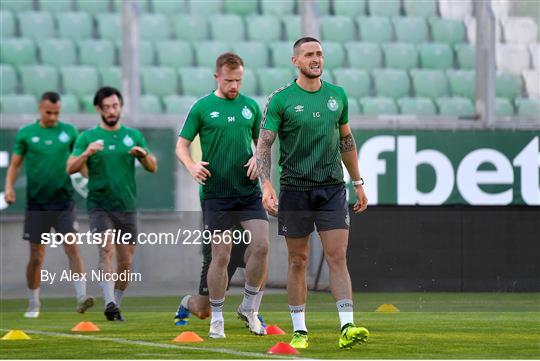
left=278, top=184, right=349, bottom=238
left=24, top=200, right=77, bottom=243
left=202, top=192, right=268, bottom=232
left=89, top=208, right=137, bottom=244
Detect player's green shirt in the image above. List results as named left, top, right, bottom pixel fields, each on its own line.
left=179, top=92, right=262, bottom=199
left=261, top=80, right=349, bottom=191
left=12, top=120, right=78, bottom=204
left=72, top=125, right=148, bottom=211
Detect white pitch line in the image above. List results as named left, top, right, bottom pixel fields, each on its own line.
left=1, top=328, right=312, bottom=360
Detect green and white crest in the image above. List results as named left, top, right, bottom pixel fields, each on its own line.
left=327, top=97, right=338, bottom=111
left=123, top=135, right=134, bottom=147
left=58, top=131, right=70, bottom=143
left=241, top=106, right=253, bottom=120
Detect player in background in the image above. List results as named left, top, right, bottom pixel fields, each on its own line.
left=4, top=92, right=94, bottom=318
left=67, top=87, right=157, bottom=321
left=256, top=37, right=369, bottom=349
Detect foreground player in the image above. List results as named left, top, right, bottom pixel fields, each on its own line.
left=67, top=87, right=157, bottom=321
left=176, top=53, right=269, bottom=338
left=256, top=37, right=369, bottom=349
left=4, top=92, right=94, bottom=318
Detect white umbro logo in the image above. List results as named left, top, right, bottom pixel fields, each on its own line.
left=294, top=105, right=304, bottom=113
left=210, top=111, right=220, bottom=118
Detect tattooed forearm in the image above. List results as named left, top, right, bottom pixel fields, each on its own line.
left=256, top=129, right=277, bottom=183
left=339, top=133, right=356, bottom=153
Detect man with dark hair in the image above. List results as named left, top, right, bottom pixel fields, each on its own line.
left=4, top=91, right=94, bottom=318
left=67, top=86, right=157, bottom=321
left=256, top=37, right=369, bottom=349
left=176, top=53, right=269, bottom=338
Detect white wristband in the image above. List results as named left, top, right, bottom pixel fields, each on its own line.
left=352, top=178, right=364, bottom=186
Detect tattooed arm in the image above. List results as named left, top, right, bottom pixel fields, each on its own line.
left=256, top=129, right=278, bottom=216
left=340, top=123, right=368, bottom=213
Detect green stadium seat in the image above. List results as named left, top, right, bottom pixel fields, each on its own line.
left=116, top=40, right=155, bottom=66
left=163, top=95, right=196, bottom=114
left=140, top=94, right=162, bottom=113
left=320, top=16, right=356, bottom=43
left=194, top=41, right=230, bottom=67
left=60, top=66, right=99, bottom=98
left=189, top=0, right=221, bottom=14
left=314, top=0, right=331, bottom=15
left=0, top=0, right=33, bottom=12
left=81, top=94, right=95, bottom=113
left=153, top=0, right=185, bottom=13
left=112, top=0, right=147, bottom=12
left=172, top=15, right=208, bottom=41
left=436, top=97, right=474, bottom=117
left=430, top=18, right=466, bottom=45
left=246, top=15, right=281, bottom=42
left=368, top=0, right=401, bottom=17
left=393, top=17, right=428, bottom=44
left=39, top=0, right=73, bottom=12
left=240, top=68, right=257, bottom=95
left=224, top=0, right=257, bottom=16
left=447, top=69, right=474, bottom=99
left=141, top=66, right=177, bottom=97
left=19, top=65, right=60, bottom=98
left=18, top=11, right=55, bottom=39
left=382, top=43, right=418, bottom=70
left=495, top=72, right=522, bottom=100
left=334, top=0, right=366, bottom=16
left=403, top=0, right=437, bottom=17
left=39, top=39, right=77, bottom=66
left=495, top=97, right=514, bottom=117
left=97, top=13, right=121, bottom=41
left=321, top=70, right=334, bottom=83
left=56, top=12, right=93, bottom=40
left=252, top=96, right=266, bottom=112
left=0, top=64, right=17, bottom=94
left=360, top=97, right=398, bottom=115
left=79, top=39, right=115, bottom=67
left=179, top=67, right=215, bottom=97
left=333, top=69, right=370, bottom=98
left=357, top=16, right=393, bottom=43
left=0, top=95, right=37, bottom=113
left=515, top=98, right=540, bottom=118
left=231, top=42, right=269, bottom=68
left=261, top=0, right=296, bottom=16
left=346, top=42, right=382, bottom=70
left=348, top=98, right=361, bottom=115
left=410, top=69, right=449, bottom=99
left=76, top=0, right=111, bottom=14
left=419, top=43, right=454, bottom=69
left=140, top=13, right=170, bottom=41
left=522, top=70, right=539, bottom=99
left=372, top=69, right=410, bottom=99
left=270, top=42, right=294, bottom=68
left=283, top=15, right=301, bottom=41
left=454, top=43, right=475, bottom=69
left=398, top=97, right=437, bottom=115
left=60, top=93, right=80, bottom=113
left=256, top=68, right=292, bottom=96
left=322, top=42, right=345, bottom=69
left=99, top=67, right=121, bottom=89
left=211, top=15, right=244, bottom=41
left=0, top=38, right=37, bottom=65
left=0, top=10, right=15, bottom=37
left=155, top=41, right=193, bottom=67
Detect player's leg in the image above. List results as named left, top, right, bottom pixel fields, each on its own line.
left=242, top=243, right=268, bottom=327
left=111, top=211, right=137, bottom=309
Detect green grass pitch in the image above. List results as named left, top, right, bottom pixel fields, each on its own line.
left=1, top=292, right=539, bottom=359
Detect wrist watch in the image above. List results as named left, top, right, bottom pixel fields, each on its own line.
left=352, top=178, right=364, bottom=186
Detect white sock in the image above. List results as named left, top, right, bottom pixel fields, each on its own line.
left=289, top=304, right=307, bottom=332
left=336, top=299, right=354, bottom=329
left=73, top=280, right=86, bottom=300
left=209, top=297, right=225, bottom=322
left=100, top=281, right=115, bottom=308
left=28, top=288, right=40, bottom=310
left=241, top=283, right=259, bottom=312
left=253, top=290, right=264, bottom=313
left=114, top=289, right=124, bottom=307
left=181, top=294, right=192, bottom=310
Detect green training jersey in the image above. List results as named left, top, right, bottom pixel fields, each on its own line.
left=261, top=80, right=349, bottom=191
left=12, top=120, right=78, bottom=204
left=179, top=92, right=262, bottom=199
left=72, top=125, right=149, bottom=211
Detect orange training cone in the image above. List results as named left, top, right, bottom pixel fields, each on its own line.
left=266, top=325, right=286, bottom=335
left=71, top=321, right=100, bottom=332
left=267, top=342, right=299, bottom=354
left=172, top=331, right=204, bottom=343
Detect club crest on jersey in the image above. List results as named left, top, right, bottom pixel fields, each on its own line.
left=31, top=136, right=40, bottom=143
left=210, top=111, right=220, bottom=118
left=123, top=135, right=134, bottom=147
left=327, top=97, right=338, bottom=111
left=58, top=131, right=70, bottom=143
left=241, top=106, right=253, bottom=120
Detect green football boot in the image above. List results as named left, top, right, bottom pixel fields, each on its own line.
left=339, top=323, right=369, bottom=349
left=289, top=331, right=309, bottom=349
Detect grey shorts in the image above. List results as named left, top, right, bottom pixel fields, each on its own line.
left=89, top=208, right=137, bottom=244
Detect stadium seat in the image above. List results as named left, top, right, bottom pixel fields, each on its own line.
left=346, top=42, right=382, bottom=70
left=397, top=97, right=437, bottom=115
left=140, top=94, right=163, bottom=113
left=454, top=43, right=475, bottom=69
left=382, top=43, right=418, bottom=70
left=515, top=98, right=540, bottom=118
left=522, top=70, right=539, bottom=99
left=19, top=65, right=60, bottom=98
left=429, top=18, right=466, bottom=45
left=79, top=39, right=115, bottom=67
left=447, top=69, right=475, bottom=99
left=56, top=12, right=93, bottom=41
left=372, top=69, right=410, bottom=99
left=39, top=0, right=73, bottom=12
left=76, top=0, right=111, bottom=14
left=496, top=43, right=530, bottom=75
left=0, top=10, right=15, bottom=37
left=348, top=98, right=361, bottom=115
left=495, top=97, right=514, bottom=117
left=495, top=72, right=523, bottom=100
left=179, top=67, right=215, bottom=97
left=240, top=68, right=257, bottom=95
left=231, top=42, right=269, bottom=68
left=360, top=97, right=398, bottom=115
left=322, top=42, right=345, bottom=69
left=0, top=94, right=37, bottom=113
left=224, top=0, right=258, bottom=16
left=333, top=68, right=371, bottom=98
left=501, top=17, right=538, bottom=44
left=99, top=67, right=121, bottom=89
left=0, top=38, right=36, bottom=65
left=18, top=11, right=55, bottom=39
left=270, top=42, right=294, bottom=68
left=118, top=40, right=155, bottom=66
left=60, top=66, right=99, bottom=98
left=0, top=64, right=17, bottom=94
left=194, top=41, right=230, bottom=67
left=313, top=0, right=331, bottom=15
left=403, top=0, right=437, bottom=17
left=320, top=16, right=356, bottom=43
left=0, top=0, right=33, bottom=12
left=410, top=69, right=449, bottom=99
left=153, top=0, right=185, bottom=13
left=438, top=0, right=472, bottom=20
left=419, top=43, right=454, bottom=69
left=261, top=0, right=295, bottom=16
left=81, top=94, right=95, bottom=113
left=368, top=0, right=400, bottom=17
left=141, top=66, right=177, bottom=97
left=112, top=0, right=147, bottom=12
left=246, top=15, right=281, bottom=42
left=163, top=95, right=196, bottom=114
left=155, top=41, right=193, bottom=67
left=256, top=68, right=292, bottom=96
left=140, top=14, right=170, bottom=41
left=463, top=17, right=502, bottom=44
left=253, top=96, right=267, bottom=113
left=39, top=39, right=77, bottom=66
left=189, top=0, right=221, bottom=14
left=393, top=17, right=428, bottom=44
left=283, top=15, right=301, bottom=41
left=97, top=13, right=121, bottom=41
left=60, top=93, right=80, bottom=113
left=530, top=43, right=539, bottom=69
left=172, top=15, right=208, bottom=41
left=334, top=0, right=366, bottom=17
left=357, top=16, right=393, bottom=43
left=491, top=0, right=510, bottom=18
left=436, top=97, right=475, bottom=117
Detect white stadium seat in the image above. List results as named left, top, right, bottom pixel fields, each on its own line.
left=464, top=17, right=502, bottom=44
left=522, top=70, right=540, bottom=99
left=491, top=0, right=510, bottom=19
left=438, top=0, right=472, bottom=20
left=496, top=43, right=530, bottom=74
left=501, top=17, right=538, bottom=44
left=529, top=43, right=539, bottom=69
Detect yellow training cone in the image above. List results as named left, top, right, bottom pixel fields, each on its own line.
left=2, top=330, right=31, bottom=340
left=375, top=303, right=400, bottom=313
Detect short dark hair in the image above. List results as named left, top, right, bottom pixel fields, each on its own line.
left=93, top=86, right=123, bottom=107
left=215, top=52, right=244, bottom=72
left=40, top=92, right=61, bottom=103
left=293, top=37, right=321, bottom=53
